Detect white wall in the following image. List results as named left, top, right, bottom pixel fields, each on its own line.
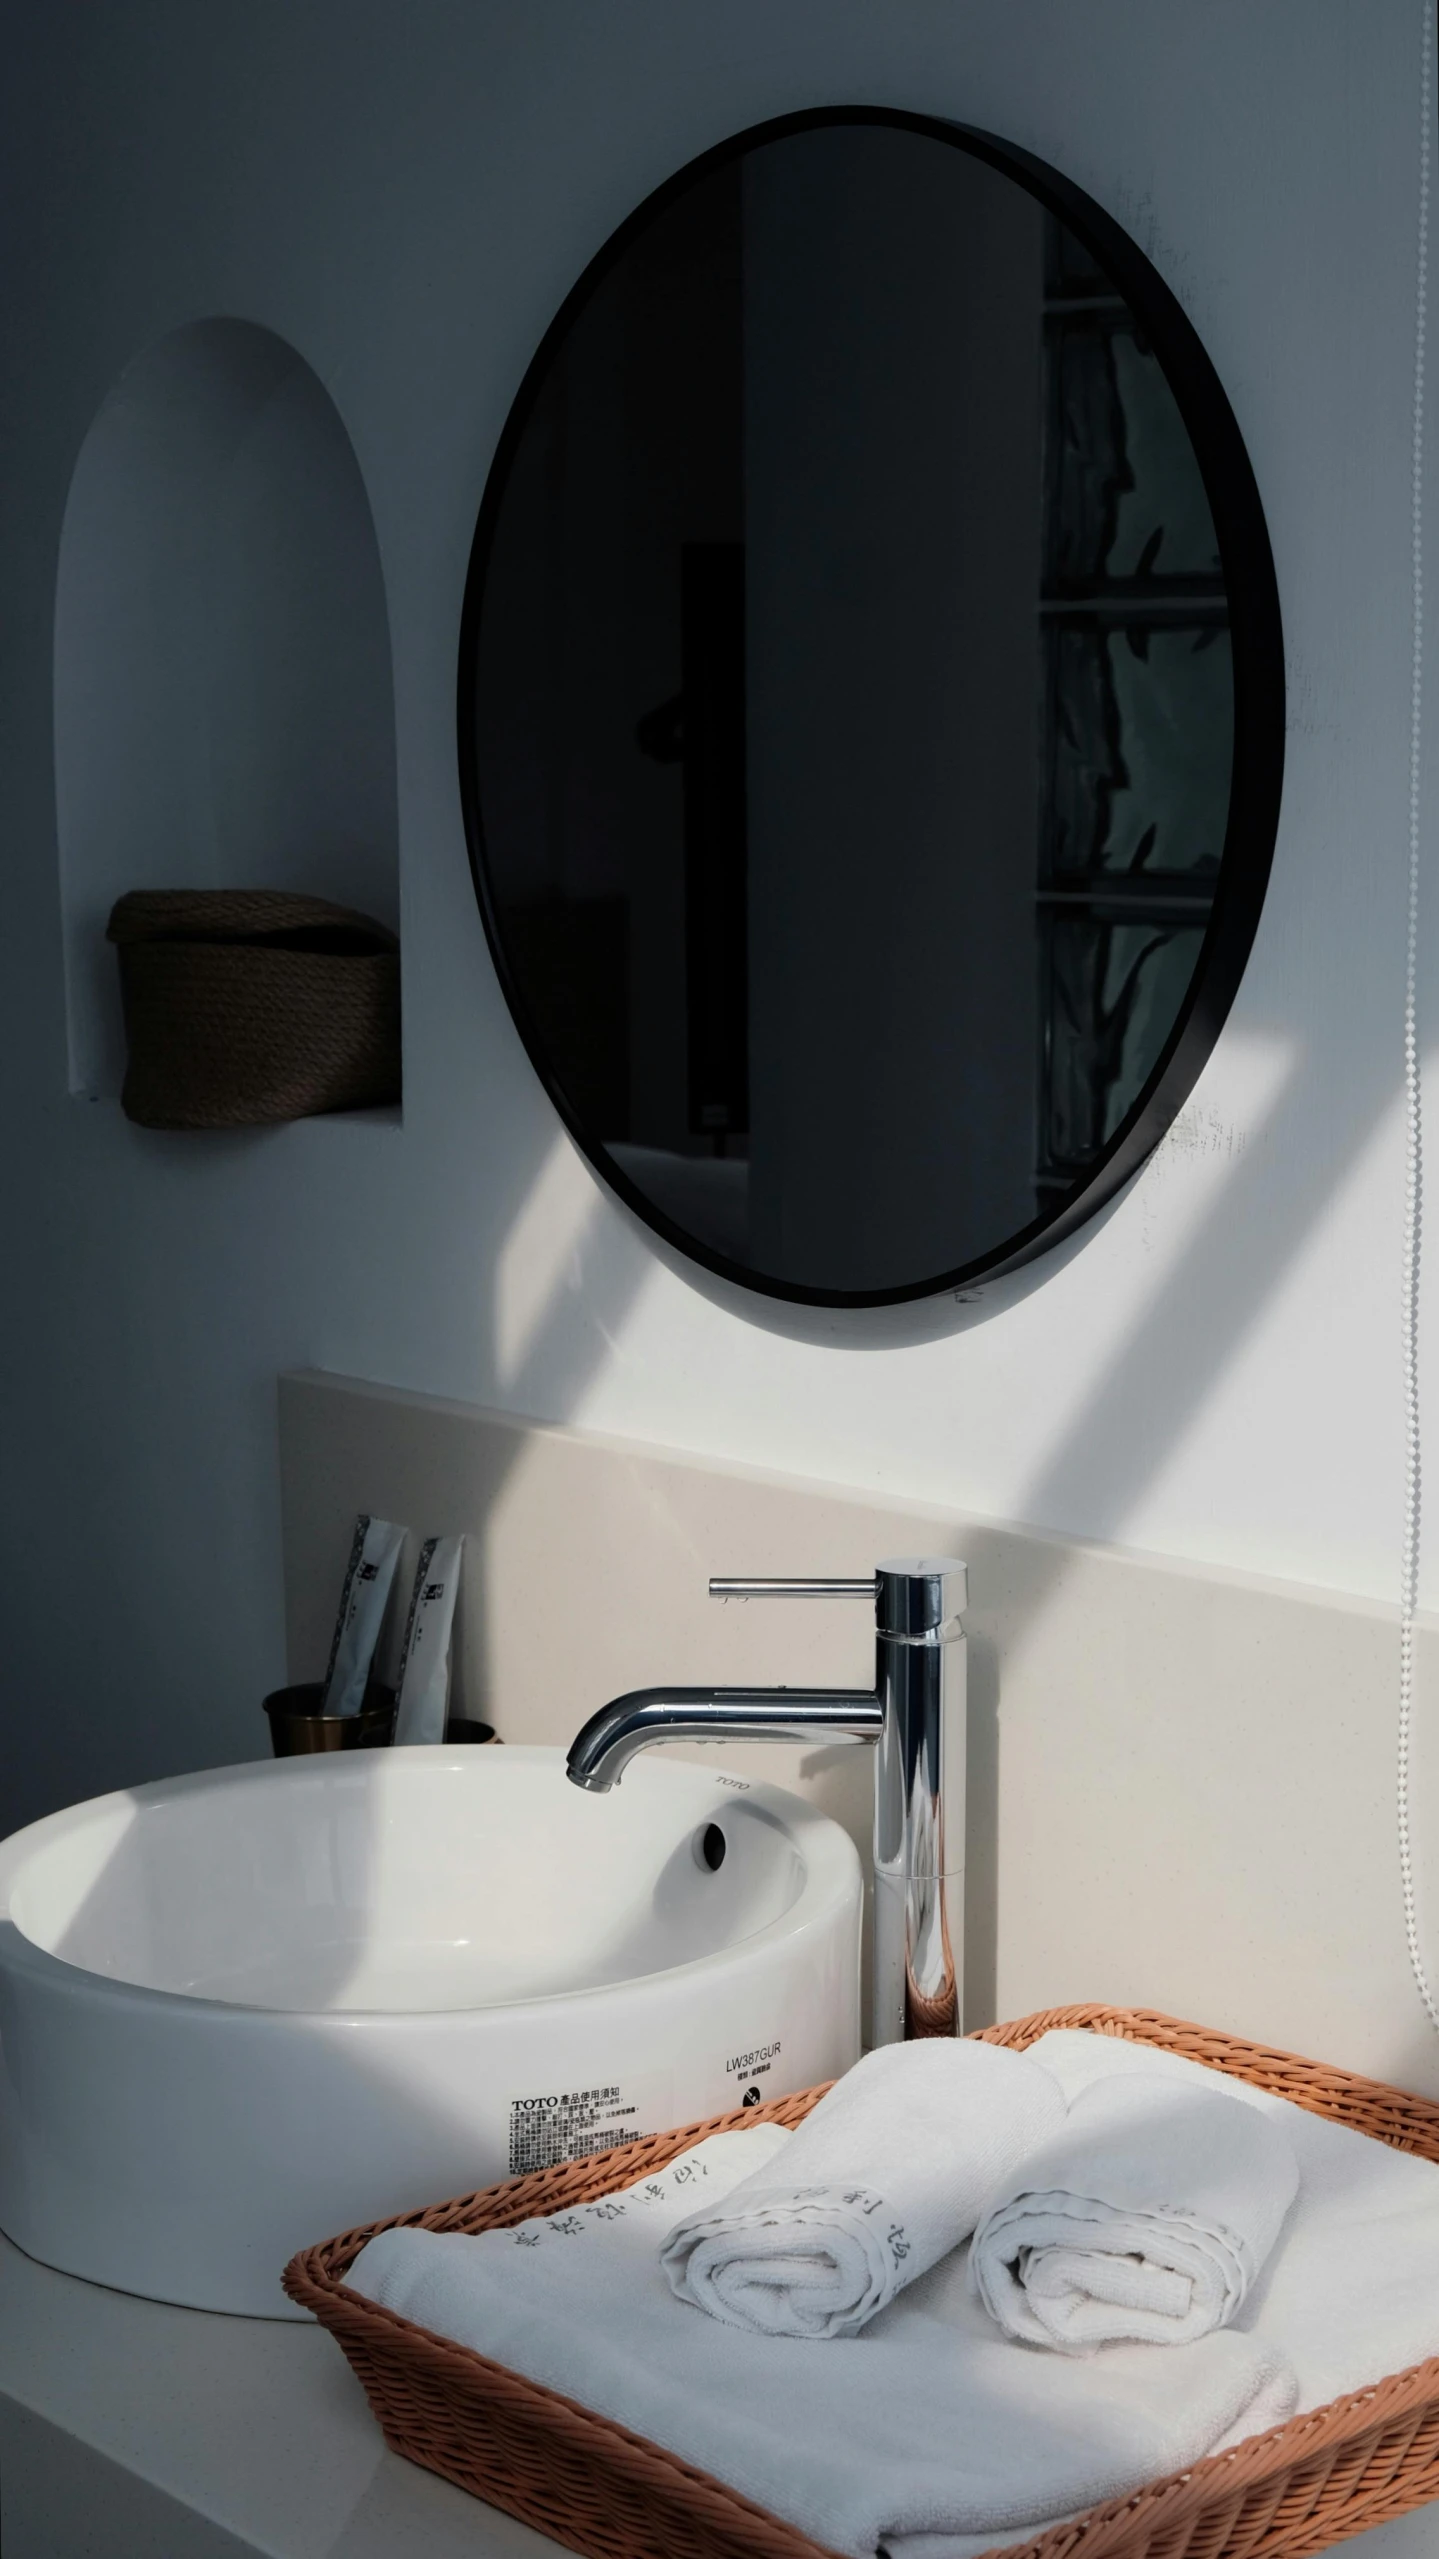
left=0, top=0, right=1431, bottom=1832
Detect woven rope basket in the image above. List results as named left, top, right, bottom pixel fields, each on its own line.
left=283, top=2004, right=1439, bottom=2559
left=107, top=889, right=400, bottom=1127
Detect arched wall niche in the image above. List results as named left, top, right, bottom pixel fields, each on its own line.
left=54, top=317, right=400, bottom=1105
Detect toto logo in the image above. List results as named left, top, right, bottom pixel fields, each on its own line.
left=514, top=2095, right=562, bottom=2111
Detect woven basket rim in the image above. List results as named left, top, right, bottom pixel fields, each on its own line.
left=107, top=888, right=398, bottom=948
left=284, top=2004, right=1439, bottom=2559
left=306, top=2273, right=849, bottom=2554
left=118, top=941, right=399, bottom=972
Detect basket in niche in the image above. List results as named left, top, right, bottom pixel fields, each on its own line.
left=283, top=2003, right=1439, bottom=2559
left=107, top=888, right=400, bottom=1128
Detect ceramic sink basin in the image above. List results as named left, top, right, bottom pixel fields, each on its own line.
left=0, top=1747, right=861, bottom=2315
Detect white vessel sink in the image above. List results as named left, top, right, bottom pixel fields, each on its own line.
left=0, top=1747, right=860, bottom=2316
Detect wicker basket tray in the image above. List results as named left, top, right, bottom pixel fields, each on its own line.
left=107, top=889, right=400, bottom=1127
left=284, top=2005, right=1439, bottom=2559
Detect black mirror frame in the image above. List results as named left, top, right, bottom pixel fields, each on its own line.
left=457, top=105, right=1285, bottom=1318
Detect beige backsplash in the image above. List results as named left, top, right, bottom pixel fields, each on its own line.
left=279, top=1370, right=1439, bottom=2097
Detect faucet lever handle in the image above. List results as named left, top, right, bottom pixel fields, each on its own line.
left=711, top=1559, right=967, bottom=1633
left=708, top=1577, right=878, bottom=1599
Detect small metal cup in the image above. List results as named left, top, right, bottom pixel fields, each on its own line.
left=262, top=1680, right=396, bottom=1756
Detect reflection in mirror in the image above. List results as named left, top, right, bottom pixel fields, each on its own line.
left=464, top=114, right=1279, bottom=1307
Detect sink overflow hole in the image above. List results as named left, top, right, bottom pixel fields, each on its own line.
left=700, top=1823, right=727, bottom=1872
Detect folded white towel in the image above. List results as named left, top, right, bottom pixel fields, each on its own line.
left=348, top=2123, right=1297, bottom=2559
left=970, top=2072, right=1299, bottom=2351
left=660, top=2036, right=1066, bottom=2338
left=1026, top=2028, right=1439, bottom=2416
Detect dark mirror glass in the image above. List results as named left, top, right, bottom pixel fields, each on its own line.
left=461, top=112, right=1281, bottom=1309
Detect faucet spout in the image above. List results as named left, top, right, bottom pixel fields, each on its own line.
left=566, top=1687, right=883, bottom=1792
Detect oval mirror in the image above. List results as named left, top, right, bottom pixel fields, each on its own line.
left=460, top=109, right=1283, bottom=1313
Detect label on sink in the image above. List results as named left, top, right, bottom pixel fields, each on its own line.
left=506, top=2068, right=676, bottom=2177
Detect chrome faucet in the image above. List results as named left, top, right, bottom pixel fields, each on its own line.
left=565, top=1557, right=966, bottom=2045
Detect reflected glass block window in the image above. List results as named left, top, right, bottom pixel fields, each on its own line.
left=1108, top=337, right=1222, bottom=581
left=1035, top=215, right=1228, bottom=1194
left=1046, top=623, right=1233, bottom=879
left=1043, top=919, right=1206, bottom=1171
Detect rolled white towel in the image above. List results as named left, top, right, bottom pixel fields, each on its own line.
left=970, top=2072, right=1299, bottom=2352
left=661, top=2036, right=1065, bottom=2339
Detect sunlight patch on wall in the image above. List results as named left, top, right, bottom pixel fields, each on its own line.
left=494, top=1131, right=606, bottom=1394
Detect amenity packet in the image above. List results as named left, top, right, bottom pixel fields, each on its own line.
left=320, top=1514, right=407, bottom=1716
left=393, top=1534, right=465, bottom=1743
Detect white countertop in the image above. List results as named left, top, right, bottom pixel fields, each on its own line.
left=0, top=2231, right=559, bottom=2559
left=1, top=2228, right=1437, bottom=2559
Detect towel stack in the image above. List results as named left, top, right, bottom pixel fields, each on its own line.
left=350, top=2088, right=1299, bottom=2559
left=346, top=2034, right=1315, bottom=2559
left=662, top=2038, right=1299, bottom=2358
left=661, top=2035, right=1066, bottom=2337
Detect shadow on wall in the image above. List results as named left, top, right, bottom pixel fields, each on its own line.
left=30, top=317, right=1415, bottom=2077
left=0, top=314, right=414, bottom=1838
left=459, top=958, right=1414, bottom=2050
left=956, top=1007, right=1414, bottom=2044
